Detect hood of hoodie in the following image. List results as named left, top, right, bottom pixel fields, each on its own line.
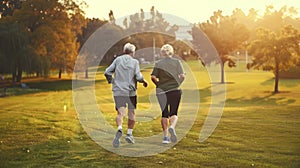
left=117, top=54, right=135, bottom=70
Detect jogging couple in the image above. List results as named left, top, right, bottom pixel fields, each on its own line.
left=104, top=42, right=185, bottom=148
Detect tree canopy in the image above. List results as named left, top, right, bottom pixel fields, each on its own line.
left=192, top=10, right=250, bottom=83
left=248, top=6, right=300, bottom=93
left=0, top=0, right=87, bottom=81
left=0, top=2, right=299, bottom=93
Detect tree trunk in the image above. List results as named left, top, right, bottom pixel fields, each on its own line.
left=85, top=68, right=88, bottom=79
left=12, top=69, right=16, bottom=87
left=221, top=62, right=225, bottom=84
left=1, top=76, right=6, bottom=97
left=274, top=62, right=279, bottom=93
left=58, top=69, right=62, bottom=79
left=16, top=67, right=22, bottom=82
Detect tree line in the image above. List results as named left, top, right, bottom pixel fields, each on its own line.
left=0, top=1, right=299, bottom=93
left=191, top=6, right=300, bottom=93
left=0, top=1, right=179, bottom=84
left=0, top=0, right=87, bottom=83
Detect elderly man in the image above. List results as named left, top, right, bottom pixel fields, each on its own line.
left=104, top=43, right=148, bottom=148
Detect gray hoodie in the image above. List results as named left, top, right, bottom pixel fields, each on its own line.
left=104, top=54, right=144, bottom=96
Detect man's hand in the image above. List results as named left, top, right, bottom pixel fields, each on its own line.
left=105, top=74, right=113, bottom=84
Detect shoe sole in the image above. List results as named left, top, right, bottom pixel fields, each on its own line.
left=125, top=136, right=135, bottom=144
left=162, top=140, right=170, bottom=144
left=168, top=128, right=177, bottom=143
left=113, top=131, right=122, bottom=148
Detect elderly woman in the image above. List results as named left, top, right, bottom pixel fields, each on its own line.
left=151, top=44, right=185, bottom=144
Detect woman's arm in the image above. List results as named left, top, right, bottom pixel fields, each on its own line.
left=179, top=73, right=185, bottom=84
left=151, top=75, right=159, bottom=86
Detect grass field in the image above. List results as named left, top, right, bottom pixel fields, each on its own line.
left=0, top=62, right=299, bottom=167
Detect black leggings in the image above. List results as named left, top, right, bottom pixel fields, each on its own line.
left=156, top=90, right=182, bottom=118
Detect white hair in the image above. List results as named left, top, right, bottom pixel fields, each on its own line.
left=161, top=44, right=174, bottom=56
left=123, top=43, right=136, bottom=53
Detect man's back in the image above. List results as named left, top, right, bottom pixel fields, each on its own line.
left=105, top=54, right=143, bottom=96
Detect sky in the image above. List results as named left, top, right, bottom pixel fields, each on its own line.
left=83, top=0, right=300, bottom=25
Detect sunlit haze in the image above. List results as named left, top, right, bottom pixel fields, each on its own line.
left=83, top=0, right=300, bottom=24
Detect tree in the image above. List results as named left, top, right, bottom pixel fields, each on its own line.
left=78, top=15, right=123, bottom=67
left=0, top=17, right=34, bottom=84
left=12, top=0, right=85, bottom=78
left=0, top=0, right=36, bottom=83
left=171, top=40, right=196, bottom=61
left=257, top=5, right=299, bottom=31
left=249, top=25, right=300, bottom=93
left=123, top=6, right=178, bottom=57
left=79, top=18, right=107, bottom=47
left=192, top=10, right=250, bottom=83
left=248, top=5, right=300, bottom=93
left=0, top=0, right=22, bottom=17
left=108, top=10, right=115, bottom=24
left=231, top=8, right=258, bottom=40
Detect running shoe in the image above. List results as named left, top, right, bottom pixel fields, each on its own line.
left=113, top=129, right=122, bottom=148
left=162, top=136, right=170, bottom=144
left=125, top=134, right=135, bottom=144
left=168, top=127, right=177, bottom=143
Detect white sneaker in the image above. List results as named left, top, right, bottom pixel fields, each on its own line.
left=125, top=134, right=135, bottom=144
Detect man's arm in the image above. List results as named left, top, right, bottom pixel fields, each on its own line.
left=104, top=74, right=113, bottom=84
left=104, top=59, right=117, bottom=84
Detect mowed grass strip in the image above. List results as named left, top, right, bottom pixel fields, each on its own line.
left=0, top=65, right=299, bottom=167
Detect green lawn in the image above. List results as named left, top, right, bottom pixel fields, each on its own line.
left=0, top=63, right=299, bottom=167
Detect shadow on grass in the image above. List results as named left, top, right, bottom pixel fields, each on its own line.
left=226, top=92, right=296, bottom=107
left=27, top=79, right=74, bottom=91
left=29, top=78, right=106, bottom=91
left=210, top=82, right=235, bottom=84
left=0, top=78, right=106, bottom=97
left=261, top=78, right=300, bottom=88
